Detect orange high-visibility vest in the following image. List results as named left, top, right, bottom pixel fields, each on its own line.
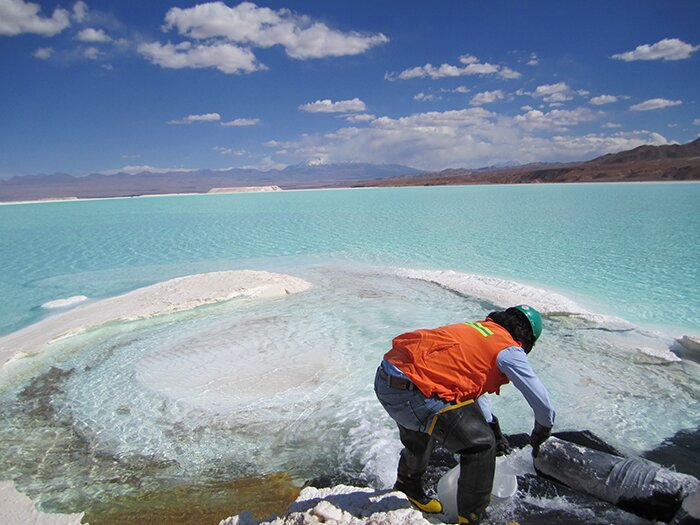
left=384, top=319, right=517, bottom=403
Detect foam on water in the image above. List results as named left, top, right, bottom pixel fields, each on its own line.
left=0, top=265, right=698, bottom=519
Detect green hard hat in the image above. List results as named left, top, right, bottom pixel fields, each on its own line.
left=514, top=304, right=543, bottom=341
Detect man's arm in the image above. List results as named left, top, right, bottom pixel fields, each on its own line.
left=496, top=346, right=555, bottom=427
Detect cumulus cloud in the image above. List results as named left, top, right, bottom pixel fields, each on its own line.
left=72, top=1, right=87, bottom=23
left=271, top=107, right=665, bottom=170
left=612, top=38, right=699, bottom=61
left=414, top=92, right=439, bottom=102
left=0, top=0, right=71, bottom=36
left=629, top=98, right=682, bottom=111
left=139, top=41, right=263, bottom=74
left=168, top=112, right=221, bottom=124
left=77, top=27, right=111, bottom=42
left=138, top=1, right=387, bottom=73
left=602, top=122, right=622, bottom=129
left=693, top=118, right=700, bottom=126
left=387, top=54, right=520, bottom=81
left=221, top=118, right=260, bottom=126
left=83, top=46, right=100, bottom=59
left=470, top=90, right=505, bottom=106
left=527, top=53, right=539, bottom=66
left=514, top=107, right=599, bottom=130
left=590, top=94, right=618, bottom=105
left=33, top=46, right=53, bottom=59
left=532, top=82, right=574, bottom=103
left=299, top=98, right=366, bottom=113
left=345, top=113, right=376, bottom=123
left=163, top=1, right=387, bottom=59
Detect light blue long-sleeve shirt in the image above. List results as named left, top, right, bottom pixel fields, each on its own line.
left=478, top=346, right=555, bottom=428
left=383, top=344, right=555, bottom=428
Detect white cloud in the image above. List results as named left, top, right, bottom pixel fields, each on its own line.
left=159, top=1, right=387, bottom=61
left=498, top=67, right=521, bottom=80
left=387, top=54, right=519, bottom=81
left=590, top=95, right=618, bottom=105
left=213, top=147, right=248, bottom=156
left=527, top=53, right=539, bottom=66
left=551, top=131, right=669, bottom=154
left=221, top=118, right=260, bottom=127
left=33, top=46, right=53, bottom=59
left=532, top=82, right=574, bottom=103
left=629, top=98, right=682, bottom=111
left=454, top=86, right=470, bottom=94
left=272, top=107, right=666, bottom=170
left=345, top=113, right=376, bottom=123
left=77, top=27, right=111, bottom=42
left=84, top=47, right=101, bottom=60
left=693, top=118, right=700, bottom=126
left=602, top=122, right=622, bottom=129
left=138, top=41, right=264, bottom=74
left=612, top=38, right=699, bottom=61
left=168, top=112, right=221, bottom=125
left=101, top=165, right=198, bottom=175
left=414, top=92, right=439, bottom=102
left=299, top=98, right=366, bottom=113
left=0, top=0, right=71, bottom=36
left=470, top=90, right=505, bottom=106
left=72, top=1, right=87, bottom=23
left=514, top=107, right=600, bottom=130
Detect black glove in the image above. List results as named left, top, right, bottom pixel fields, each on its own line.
left=489, top=415, right=512, bottom=456
left=530, top=422, right=552, bottom=457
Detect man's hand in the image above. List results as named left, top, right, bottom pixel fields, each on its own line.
left=530, top=422, right=552, bottom=457
left=489, top=415, right=512, bottom=456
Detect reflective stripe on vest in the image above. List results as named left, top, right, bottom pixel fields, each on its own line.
left=465, top=321, right=494, bottom=337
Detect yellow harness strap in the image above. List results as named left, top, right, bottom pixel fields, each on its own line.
left=427, top=398, right=475, bottom=435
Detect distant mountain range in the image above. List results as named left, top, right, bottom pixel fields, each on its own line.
left=1, top=139, right=699, bottom=202
left=0, top=163, right=422, bottom=202
left=354, top=137, right=700, bottom=188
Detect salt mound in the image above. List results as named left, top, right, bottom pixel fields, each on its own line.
left=41, top=295, right=88, bottom=309
left=392, top=267, right=629, bottom=326
left=0, top=270, right=312, bottom=368
left=219, top=485, right=431, bottom=525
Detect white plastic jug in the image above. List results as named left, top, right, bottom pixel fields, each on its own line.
left=436, top=456, right=517, bottom=521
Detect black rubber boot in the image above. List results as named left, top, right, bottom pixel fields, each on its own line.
left=456, top=447, right=495, bottom=524
left=428, top=401, right=496, bottom=523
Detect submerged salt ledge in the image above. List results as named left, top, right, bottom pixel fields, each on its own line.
left=0, top=270, right=311, bottom=368
left=392, top=267, right=629, bottom=325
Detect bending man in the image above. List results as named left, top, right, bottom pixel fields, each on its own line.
left=374, top=305, right=555, bottom=525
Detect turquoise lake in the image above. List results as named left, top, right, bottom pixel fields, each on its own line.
left=1, top=183, right=698, bottom=335
left=0, top=182, right=698, bottom=523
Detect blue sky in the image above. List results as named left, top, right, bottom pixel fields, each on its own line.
left=1, top=0, right=699, bottom=178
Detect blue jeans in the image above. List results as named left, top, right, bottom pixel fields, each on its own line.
left=374, top=365, right=449, bottom=433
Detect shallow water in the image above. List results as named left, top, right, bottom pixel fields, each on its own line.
left=0, top=266, right=697, bottom=522
left=0, top=184, right=698, bottom=522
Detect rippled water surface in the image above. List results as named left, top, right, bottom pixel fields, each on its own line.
left=0, top=183, right=698, bottom=523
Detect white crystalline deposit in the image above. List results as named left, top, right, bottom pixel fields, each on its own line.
left=41, top=295, right=89, bottom=309
left=219, top=485, right=432, bottom=525
left=0, top=481, right=84, bottom=525
left=391, top=267, right=628, bottom=326
left=0, top=270, right=312, bottom=368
